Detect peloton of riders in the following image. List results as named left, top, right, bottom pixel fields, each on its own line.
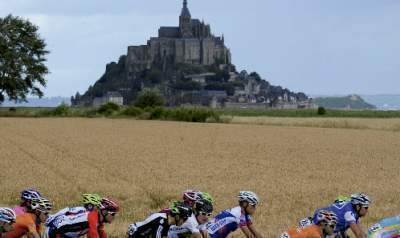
left=1, top=188, right=379, bottom=238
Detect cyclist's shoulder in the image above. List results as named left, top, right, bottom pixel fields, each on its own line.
left=228, top=206, right=242, bottom=217
left=16, top=213, right=35, bottom=224
left=288, top=225, right=322, bottom=238
left=144, top=212, right=168, bottom=224
left=323, top=201, right=353, bottom=214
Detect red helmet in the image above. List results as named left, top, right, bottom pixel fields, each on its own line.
left=100, top=198, right=119, bottom=212
left=182, top=190, right=199, bottom=206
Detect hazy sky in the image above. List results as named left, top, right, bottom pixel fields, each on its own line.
left=1, top=0, right=399, bottom=96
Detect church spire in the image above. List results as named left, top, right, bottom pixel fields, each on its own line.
left=180, top=0, right=191, bottom=18
left=179, top=0, right=192, bottom=38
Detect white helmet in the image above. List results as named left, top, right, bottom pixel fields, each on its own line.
left=30, top=197, right=53, bottom=212
left=0, top=208, right=16, bottom=223
left=238, top=191, right=259, bottom=205
left=316, top=210, right=338, bottom=227
left=351, top=193, right=371, bottom=207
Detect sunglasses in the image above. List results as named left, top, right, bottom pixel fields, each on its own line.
left=199, top=212, right=212, bottom=217
left=107, top=211, right=117, bottom=216
left=363, top=206, right=369, bottom=210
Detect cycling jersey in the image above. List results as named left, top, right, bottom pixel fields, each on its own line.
left=45, top=210, right=106, bottom=238
left=205, top=206, right=252, bottom=238
left=5, top=213, right=41, bottom=238
left=368, top=215, right=400, bottom=238
left=280, top=225, right=323, bottom=238
left=168, top=214, right=200, bottom=238
left=12, top=206, right=27, bottom=216
left=128, top=213, right=170, bottom=238
left=46, top=207, right=87, bottom=226
left=312, top=202, right=358, bottom=233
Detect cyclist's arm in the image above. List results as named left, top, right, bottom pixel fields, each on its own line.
left=190, top=232, right=203, bottom=238
left=350, top=223, right=366, bottom=238
left=200, top=230, right=209, bottom=238
left=27, top=225, right=41, bottom=238
left=240, top=226, right=255, bottom=238
left=98, top=223, right=107, bottom=238
left=87, top=211, right=100, bottom=238
left=247, top=224, right=263, bottom=238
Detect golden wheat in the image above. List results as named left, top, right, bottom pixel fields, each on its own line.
left=0, top=118, right=399, bottom=238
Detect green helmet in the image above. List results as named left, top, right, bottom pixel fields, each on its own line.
left=169, top=201, right=192, bottom=219
left=81, top=193, right=102, bottom=207
left=334, top=195, right=351, bottom=204
left=198, top=192, right=214, bottom=205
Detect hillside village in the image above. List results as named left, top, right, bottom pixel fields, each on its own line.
left=71, top=0, right=313, bottom=109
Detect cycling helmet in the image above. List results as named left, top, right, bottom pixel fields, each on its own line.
left=30, top=197, right=52, bottom=212
left=334, top=195, right=350, bottom=204
left=100, top=198, right=119, bottom=212
left=316, top=210, right=338, bottom=227
left=0, top=208, right=16, bottom=223
left=182, top=190, right=200, bottom=206
left=21, top=188, right=41, bottom=202
left=351, top=193, right=371, bottom=207
left=198, top=192, right=214, bottom=205
left=238, top=191, right=259, bottom=206
left=169, top=201, right=192, bottom=219
left=81, top=193, right=102, bottom=207
left=194, top=199, right=213, bottom=214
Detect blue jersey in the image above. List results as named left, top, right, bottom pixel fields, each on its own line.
left=205, top=206, right=252, bottom=238
left=368, top=215, right=400, bottom=238
left=313, top=202, right=359, bottom=233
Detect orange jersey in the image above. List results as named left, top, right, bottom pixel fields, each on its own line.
left=5, top=213, right=41, bottom=238
left=284, top=225, right=323, bottom=238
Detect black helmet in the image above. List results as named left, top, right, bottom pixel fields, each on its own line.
left=170, top=201, right=192, bottom=219
left=194, top=199, right=213, bottom=214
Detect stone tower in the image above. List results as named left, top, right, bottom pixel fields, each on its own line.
left=179, top=0, right=192, bottom=38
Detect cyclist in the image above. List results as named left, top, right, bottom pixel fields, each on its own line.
left=169, top=196, right=214, bottom=238
left=205, top=191, right=263, bottom=238
left=0, top=208, right=16, bottom=236
left=45, top=193, right=102, bottom=228
left=13, top=189, right=42, bottom=215
left=45, top=197, right=119, bottom=238
left=6, top=197, right=52, bottom=238
left=281, top=210, right=338, bottom=238
left=368, top=215, right=400, bottom=238
left=127, top=201, right=192, bottom=238
left=312, top=193, right=371, bottom=238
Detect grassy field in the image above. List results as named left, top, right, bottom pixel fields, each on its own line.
left=1, top=118, right=400, bottom=238
left=2, top=106, right=400, bottom=119
left=219, top=108, right=400, bottom=118
left=229, top=117, right=400, bottom=132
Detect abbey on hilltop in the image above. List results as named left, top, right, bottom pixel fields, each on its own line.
left=127, top=0, right=231, bottom=73
left=72, top=0, right=310, bottom=108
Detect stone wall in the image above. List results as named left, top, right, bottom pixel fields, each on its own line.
left=127, top=45, right=151, bottom=72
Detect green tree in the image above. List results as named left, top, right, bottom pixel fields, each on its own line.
left=0, top=15, right=49, bottom=103
left=134, top=90, right=165, bottom=109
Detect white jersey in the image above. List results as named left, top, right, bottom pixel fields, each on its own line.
left=46, top=206, right=86, bottom=226
left=46, top=210, right=104, bottom=238
left=168, top=214, right=200, bottom=238
left=206, top=206, right=252, bottom=238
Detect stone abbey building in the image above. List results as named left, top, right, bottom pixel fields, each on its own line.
left=127, top=0, right=231, bottom=73
left=72, top=0, right=309, bottom=108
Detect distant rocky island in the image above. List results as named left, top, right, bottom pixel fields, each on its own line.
left=72, top=0, right=310, bottom=109
left=312, top=95, right=376, bottom=110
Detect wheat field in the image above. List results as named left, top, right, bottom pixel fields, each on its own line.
left=1, top=118, right=400, bottom=238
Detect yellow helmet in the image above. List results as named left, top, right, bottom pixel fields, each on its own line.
left=81, top=193, right=102, bottom=207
